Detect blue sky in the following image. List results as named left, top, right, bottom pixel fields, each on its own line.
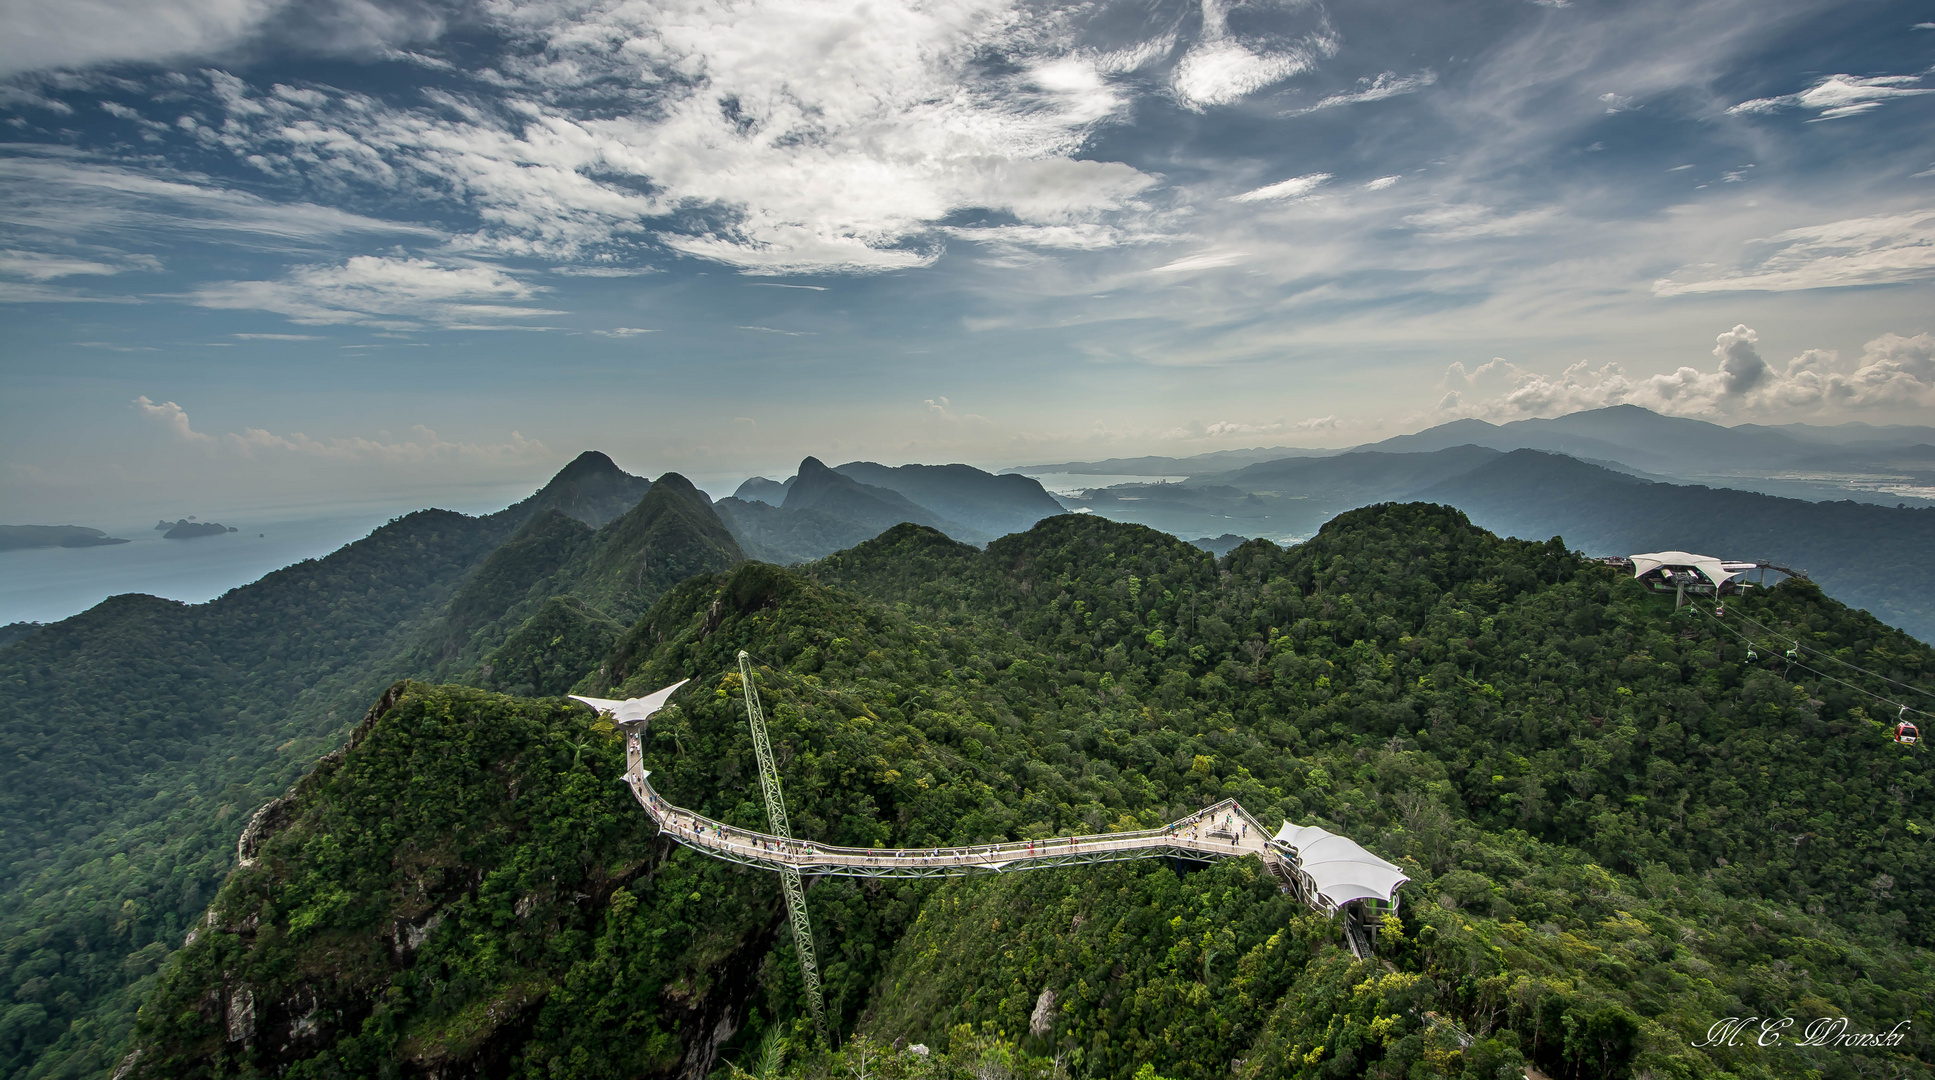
left=2, top=0, right=1933, bottom=520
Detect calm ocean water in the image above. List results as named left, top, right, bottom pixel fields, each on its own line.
left=0, top=501, right=502, bottom=626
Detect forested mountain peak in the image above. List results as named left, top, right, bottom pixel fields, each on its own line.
left=121, top=502, right=1935, bottom=1080
left=497, top=449, right=652, bottom=529
left=570, top=472, right=746, bottom=621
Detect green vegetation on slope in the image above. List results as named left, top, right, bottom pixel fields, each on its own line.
left=1422, top=449, right=1935, bottom=643
left=0, top=509, right=515, bottom=1078
left=123, top=506, right=1934, bottom=1080
left=0, top=459, right=737, bottom=1079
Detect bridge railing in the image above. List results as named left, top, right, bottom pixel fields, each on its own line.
left=625, top=756, right=1268, bottom=875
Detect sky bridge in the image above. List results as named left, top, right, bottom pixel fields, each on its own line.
left=574, top=661, right=1408, bottom=1040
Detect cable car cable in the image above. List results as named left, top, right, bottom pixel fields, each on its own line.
left=1721, top=610, right=1935, bottom=704
left=1688, top=604, right=1933, bottom=723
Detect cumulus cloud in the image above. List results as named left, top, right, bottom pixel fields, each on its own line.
left=134, top=394, right=550, bottom=461
left=1436, top=325, right=1935, bottom=420
left=1171, top=0, right=1337, bottom=110
left=1652, top=210, right=1935, bottom=295
left=1729, top=73, right=1935, bottom=121
left=188, top=255, right=562, bottom=329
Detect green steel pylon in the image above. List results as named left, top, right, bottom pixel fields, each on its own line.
left=737, top=651, right=830, bottom=1046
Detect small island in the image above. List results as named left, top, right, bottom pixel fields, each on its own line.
left=159, top=519, right=238, bottom=539
left=0, top=525, right=132, bottom=551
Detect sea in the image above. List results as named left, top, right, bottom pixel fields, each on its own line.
left=0, top=498, right=512, bottom=626
left=1013, top=472, right=1189, bottom=498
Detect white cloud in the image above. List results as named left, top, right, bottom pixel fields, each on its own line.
left=0, top=0, right=277, bottom=78
left=189, top=256, right=561, bottom=329
left=1172, top=0, right=1337, bottom=110
left=133, top=395, right=212, bottom=443
left=1228, top=174, right=1331, bottom=203
left=1291, top=70, right=1436, bottom=114
left=134, top=394, right=551, bottom=461
left=1149, top=250, right=1246, bottom=274
left=0, top=249, right=159, bottom=280
left=1653, top=210, right=1935, bottom=295
left=1729, top=73, right=1935, bottom=121
left=0, top=150, right=436, bottom=249
left=1363, top=175, right=1401, bottom=191
left=185, top=0, right=1205, bottom=274
left=1402, top=203, right=1557, bottom=240
left=592, top=327, right=655, bottom=337
left=1437, top=325, right=1935, bottom=420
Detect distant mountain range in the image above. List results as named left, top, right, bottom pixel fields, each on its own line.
left=1017, top=443, right=1932, bottom=641
left=715, top=457, right=1064, bottom=562
left=1024, top=405, right=1935, bottom=509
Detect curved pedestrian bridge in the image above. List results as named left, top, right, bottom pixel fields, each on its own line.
left=624, top=736, right=1271, bottom=879
left=619, top=734, right=1405, bottom=930
left=581, top=683, right=1408, bottom=960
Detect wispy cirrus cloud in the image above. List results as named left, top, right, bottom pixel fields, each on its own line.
left=1652, top=210, right=1935, bottom=296
left=1729, top=72, right=1935, bottom=121
left=0, top=248, right=159, bottom=281
left=1228, top=173, right=1331, bottom=202
left=1288, top=69, right=1436, bottom=114
left=134, top=394, right=551, bottom=461
left=188, top=255, right=563, bottom=329
left=0, top=149, right=436, bottom=258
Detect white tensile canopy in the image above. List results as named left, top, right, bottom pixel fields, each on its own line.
left=570, top=679, right=689, bottom=728
left=1628, top=551, right=1748, bottom=588
left=1272, top=823, right=1410, bottom=911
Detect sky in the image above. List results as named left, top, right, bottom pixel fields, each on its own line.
left=2, top=0, right=1933, bottom=520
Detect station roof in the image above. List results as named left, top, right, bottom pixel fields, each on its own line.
left=1629, top=551, right=1749, bottom=587
left=1272, top=823, right=1410, bottom=910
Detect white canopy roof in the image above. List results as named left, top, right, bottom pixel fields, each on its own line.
left=1628, top=551, right=1748, bottom=587
left=1272, top=823, right=1410, bottom=910
left=570, top=679, right=689, bottom=728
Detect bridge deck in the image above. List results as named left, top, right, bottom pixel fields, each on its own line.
left=623, top=736, right=1275, bottom=879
